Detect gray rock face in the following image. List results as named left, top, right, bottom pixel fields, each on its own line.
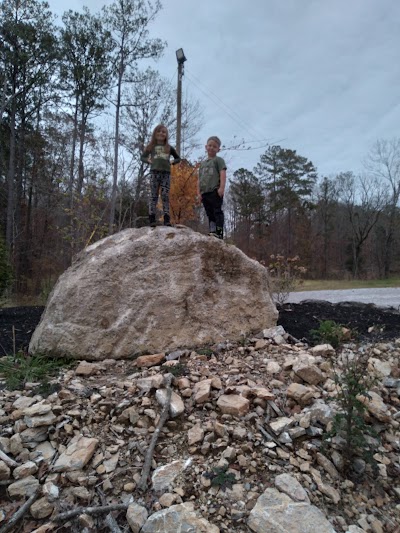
left=248, top=488, right=336, bottom=533
left=141, top=502, right=220, bottom=533
left=29, top=226, right=278, bottom=360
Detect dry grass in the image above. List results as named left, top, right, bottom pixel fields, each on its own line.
left=297, top=278, right=400, bottom=292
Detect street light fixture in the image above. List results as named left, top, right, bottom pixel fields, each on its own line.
left=175, top=48, right=187, bottom=64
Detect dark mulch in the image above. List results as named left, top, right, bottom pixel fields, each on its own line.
left=277, top=300, right=400, bottom=344
left=0, top=306, right=44, bottom=356
left=0, top=301, right=399, bottom=356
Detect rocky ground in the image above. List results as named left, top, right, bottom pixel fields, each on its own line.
left=0, top=304, right=399, bottom=532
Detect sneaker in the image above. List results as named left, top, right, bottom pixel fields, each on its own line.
left=164, top=214, right=172, bottom=227
left=208, top=232, right=219, bottom=238
left=149, top=214, right=156, bottom=228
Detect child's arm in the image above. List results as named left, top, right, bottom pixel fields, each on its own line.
left=140, top=149, right=152, bottom=164
left=196, top=167, right=202, bottom=204
left=218, top=169, right=227, bottom=197
left=170, top=147, right=181, bottom=165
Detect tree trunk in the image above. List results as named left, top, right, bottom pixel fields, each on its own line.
left=69, top=95, right=79, bottom=206
left=109, top=63, right=123, bottom=234
left=6, top=103, right=16, bottom=249
left=76, top=110, right=86, bottom=196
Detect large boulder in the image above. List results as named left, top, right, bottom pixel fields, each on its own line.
left=29, top=226, right=278, bottom=360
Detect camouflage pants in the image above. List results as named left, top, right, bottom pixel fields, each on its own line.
left=149, top=171, right=170, bottom=216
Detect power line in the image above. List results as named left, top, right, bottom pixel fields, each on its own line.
left=185, top=67, right=266, bottom=141
left=185, top=73, right=256, bottom=140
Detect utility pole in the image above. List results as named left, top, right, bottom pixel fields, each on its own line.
left=175, top=48, right=186, bottom=156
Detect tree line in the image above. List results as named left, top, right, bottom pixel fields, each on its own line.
left=1, top=0, right=399, bottom=298
left=226, top=140, right=400, bottom=280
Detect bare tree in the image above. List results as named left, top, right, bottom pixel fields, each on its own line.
left=364, top=138, right=400, bottom=277
left=336, top=172, right=387, bottom=278
left=313, top=177, right=339, bottom=277
left=119, top=68, right=204, bottom=227
left=102, top=0, right=165, bottom=234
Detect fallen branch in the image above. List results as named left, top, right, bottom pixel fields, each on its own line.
left=104, top=513, right=123, bottom=533
left=0, top=487, right=41, bottom=533
left=257, top=423, right=290, bottom=451
left=52, top=504, right=129, bottom=523
left=0, top=451, right=60, bottom=533
left=137, top=374, right=173, bottom=492
left=97, top=487, right=123, bottom=533
left=267, top=399, right=285, bottom=417
left=0, top=449, right=18, bottom=468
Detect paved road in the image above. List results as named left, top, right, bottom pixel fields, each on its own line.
left=286, top=287, right=400, bottom=310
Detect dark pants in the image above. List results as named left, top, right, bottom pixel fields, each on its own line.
left=202, top=190, right=224, bottom=236
left=149, top=171, right=170, bottom=216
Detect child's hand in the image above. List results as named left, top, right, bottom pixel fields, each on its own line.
left=217, top=187, right=224, bottom=198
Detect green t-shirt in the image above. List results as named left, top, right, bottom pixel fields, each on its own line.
left=199, top=156, right=226, bottom=194
left=141, top=144, right=180, bottom=173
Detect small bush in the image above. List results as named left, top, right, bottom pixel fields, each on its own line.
left=196, top=347, right=213, bottom=357
left=162, top=363, right=188, bottom=377
left=267, top=254, right=306, bottom=305
left=311, top=319, right=346, bottom=348
left=0, top=351, right=73, bottom=390
left=204, top=466, right=236, bottom=491
left=323, top=351, right=379, bottom=476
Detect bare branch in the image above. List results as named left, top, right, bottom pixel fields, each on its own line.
left=137, top=373, right=173, bottom=492
left=52, top=503, right=129, bottom=523
left=0, top=487, right=41, bottom=533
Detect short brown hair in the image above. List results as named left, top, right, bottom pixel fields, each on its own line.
left=207, top=136, right=221, bottom=147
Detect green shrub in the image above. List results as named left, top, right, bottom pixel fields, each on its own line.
left=196, top=347, right=213, bottom=357
left=162, top=362, right=188, bottom=377
left=323, top=351, right=379, bottom=476
left=204, top=466, right=236, bottom=491
left=311, top=320, right=346, bottom=348
left=0, top=351, right=73, bottom=390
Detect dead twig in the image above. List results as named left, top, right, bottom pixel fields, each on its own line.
left=0, top=449, right=18, bottom=468
left=97, top=488, right=123, bottom=533
left=12, top=325, right=16, bottom=357
left=267, top=399, right=285, bottom=417
left=104, top=512, right=123, bottom=533
left=0, top=451, right=60, bottom=533
left=0, top=486, right=41, bottom=533
left=137, top=374, right=173, bottom=492
left=52, top=504, right=129, bottom=523
left=257, top=423, right=290, bottom=451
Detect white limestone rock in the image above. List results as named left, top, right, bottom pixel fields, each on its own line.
left=248, top=488, right=336, bottom=533
left=29, top=226, right=278, bottom=360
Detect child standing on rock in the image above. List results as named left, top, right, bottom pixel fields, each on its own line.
left=141, top=124, right=180, bottom=227
left=198, top=136, right=227, bottom=239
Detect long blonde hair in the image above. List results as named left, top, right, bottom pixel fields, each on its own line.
left=145, top=124, right=170, bottom=154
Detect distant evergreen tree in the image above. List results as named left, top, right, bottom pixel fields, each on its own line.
left=255, top=145, right=317, bottom=255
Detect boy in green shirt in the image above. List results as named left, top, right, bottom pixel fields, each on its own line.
left=198, top=136, right=227, bottom=239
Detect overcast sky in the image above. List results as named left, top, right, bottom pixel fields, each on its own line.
left=47, top=0, right=400, bottom=178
